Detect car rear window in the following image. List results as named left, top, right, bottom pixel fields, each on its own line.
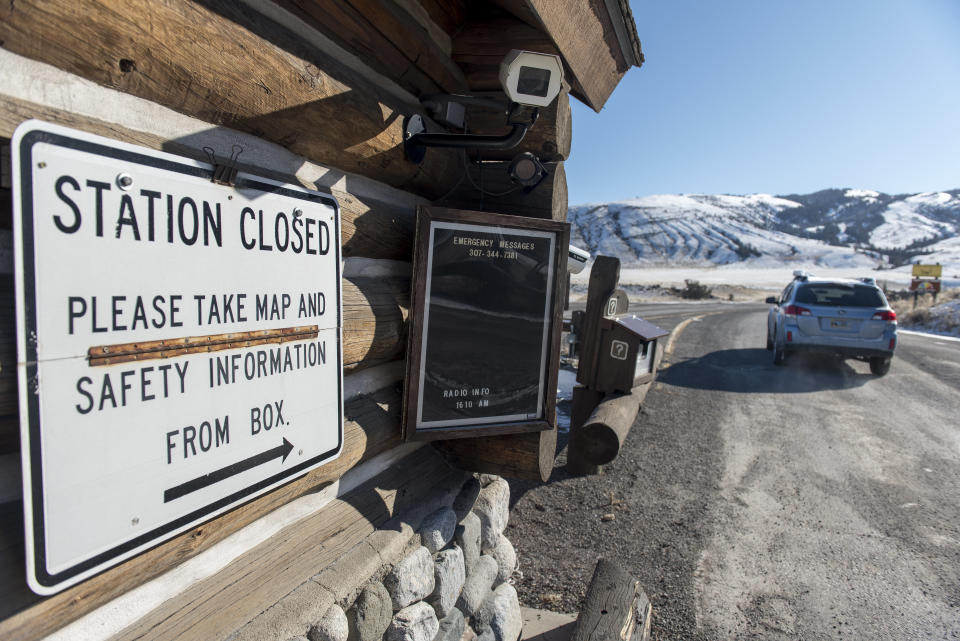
left=795, top=284, right=885, bottom=307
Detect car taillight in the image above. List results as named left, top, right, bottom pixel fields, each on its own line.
left=873, top=310, right=897, bottom=322
left=783, top=304, right=812, bottom=317
left=889, top=337, right=896, bottom=350
left=786, top=331, right=793, bottom=342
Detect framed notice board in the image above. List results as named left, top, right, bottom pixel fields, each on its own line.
left=403, top=206, right=569, bottom=441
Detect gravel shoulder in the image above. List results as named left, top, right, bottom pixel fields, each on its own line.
left=505, top=310, right=736, bottom=640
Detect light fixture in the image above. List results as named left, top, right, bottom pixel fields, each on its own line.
left=507, top=152, right=547, bottom=190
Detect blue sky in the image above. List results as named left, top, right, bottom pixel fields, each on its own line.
left=566, top=0, right=960, bottom=205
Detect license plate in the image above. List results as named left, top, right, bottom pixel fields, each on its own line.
left=830, top=319, right=847, bottom=328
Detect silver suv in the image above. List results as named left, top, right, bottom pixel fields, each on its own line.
left=765, top=272, right=897, bottom=375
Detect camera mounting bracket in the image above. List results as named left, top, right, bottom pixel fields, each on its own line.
left=403, top=104, right=539, bottom=164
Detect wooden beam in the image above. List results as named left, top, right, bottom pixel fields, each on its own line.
left=410, top=0, right=467, bottom=36
left=438, top=161, right=567, bottom=221
left=465, top=91, right=571, bottom=162
left=342, top=277, right=409, bottom=371
left=571, top=384, right=646, bottom=467
left=433, top=427, right=557, bottom=482
left=494, top=0, right=636, bottom=111
left=485, top=0, right=545, bottom=31
left=572, top=559, right=652, bottom=641
left=0, top=383, right=407, bottom=640
left=272, top=0, right=466, bottom=96
left=107, top=447, right=463, bottom=641
left=0, top=0, right=461, bottom=199
left=452, top=17, right=560, bottom=92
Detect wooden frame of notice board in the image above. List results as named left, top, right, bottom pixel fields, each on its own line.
left=403, top=206, right=569, bottom=441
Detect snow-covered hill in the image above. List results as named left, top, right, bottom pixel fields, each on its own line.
left=569, top=189, right=960, bottom=276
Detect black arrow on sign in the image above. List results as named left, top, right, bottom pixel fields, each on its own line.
left=163, top=438, right=295, bottom=503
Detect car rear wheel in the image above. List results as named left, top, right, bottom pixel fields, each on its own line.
left=766, top=328, right=773, bottom=351
left=869, top=357, right=891, bottom=376
left=773, top=343, right=787, bottom=366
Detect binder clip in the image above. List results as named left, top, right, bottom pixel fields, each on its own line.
left=204, top=145, right=243, bottom=186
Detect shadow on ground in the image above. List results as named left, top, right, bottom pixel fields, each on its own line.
left=658, top=348, right=875, bottom=393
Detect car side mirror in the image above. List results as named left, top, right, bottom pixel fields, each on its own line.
left=765, top=296, right=778, bottom=304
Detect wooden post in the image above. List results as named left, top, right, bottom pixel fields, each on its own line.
left=576, top=257, right=620, bottom=388
left=565, top=386, right=603, bottom=475
left=571, top=559, right=652, bottom=641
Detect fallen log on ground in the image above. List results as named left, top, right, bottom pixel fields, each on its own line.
left=571, top=559, right=652, bottom=641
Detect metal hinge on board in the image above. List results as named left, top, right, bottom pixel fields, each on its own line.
left=203, top=145, right=243, bottom=186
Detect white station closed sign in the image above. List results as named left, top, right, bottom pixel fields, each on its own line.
left=12, top=121, right=343, bottom=594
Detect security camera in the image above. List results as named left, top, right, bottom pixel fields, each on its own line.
left=568, top=245, right=590, bottom=274
left=499, top=50, right=564, bottom=108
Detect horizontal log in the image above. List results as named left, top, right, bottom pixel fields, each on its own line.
left=452, top=17, right=561, bottom=93
left=565, top=385, right=603, bottom=475
left=272, top=0, right=466, bottom=96
left=0, top=274, right=408, bottom=450
left=0, top=382, right=407, bottom=640
left=433, top=427, right=557, bottom=482
left=574, top=385, right=648, bottom=466
left=339, top=191, right=416, bottom=261
left=572, top=559, right=651, bottom=641
left=109, top=447, right=462, bottom=641
left=342, top=277, right=410, bottom=371
left=0, top=0, right=461, bottom=199
left=414, top=0, right=467, bottom=36
left=465, top=91, right=571, bottom=162
left=572, top=345, right=663, bottom=467
left=452, top=17, right=560, bottom=60
left=522, top=0, right=635, bottom=111
left=438, top=161, right=567, bottom=221
left=0, top=93, right=418, bottom=261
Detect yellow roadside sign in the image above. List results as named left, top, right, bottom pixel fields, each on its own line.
left=912, top=263, right=942, bottom=278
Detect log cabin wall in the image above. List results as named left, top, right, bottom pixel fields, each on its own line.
left=0, top=1, right=641, bottom=639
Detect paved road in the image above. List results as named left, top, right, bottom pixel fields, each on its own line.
left=510, top=302, right=960, bottom=639
left=656, top=305, right=960, bottom=639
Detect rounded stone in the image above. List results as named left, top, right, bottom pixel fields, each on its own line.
left=385, top=546, right=437, bottom=610
left=419, top=508, right=457, bottom=554
left=433, top=608, right=465, bottom=641
left=473, top=479, right=510, bottom=553
left=456, top=512, right=482, bottom=573
left=347, top=582, right=393, bottom=641
left=308, top=604, right=348, bottom=641
left=489, top=535, right=517, bottom=585
left=385, top=602, right=439, bottom=641
left=453, top=477, right=482, bottom=521
left=456, top=554, right=498, bottom=616
left=475, top=583, right=521, bottom=641
left=429, top=546, right=466, bottom=618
